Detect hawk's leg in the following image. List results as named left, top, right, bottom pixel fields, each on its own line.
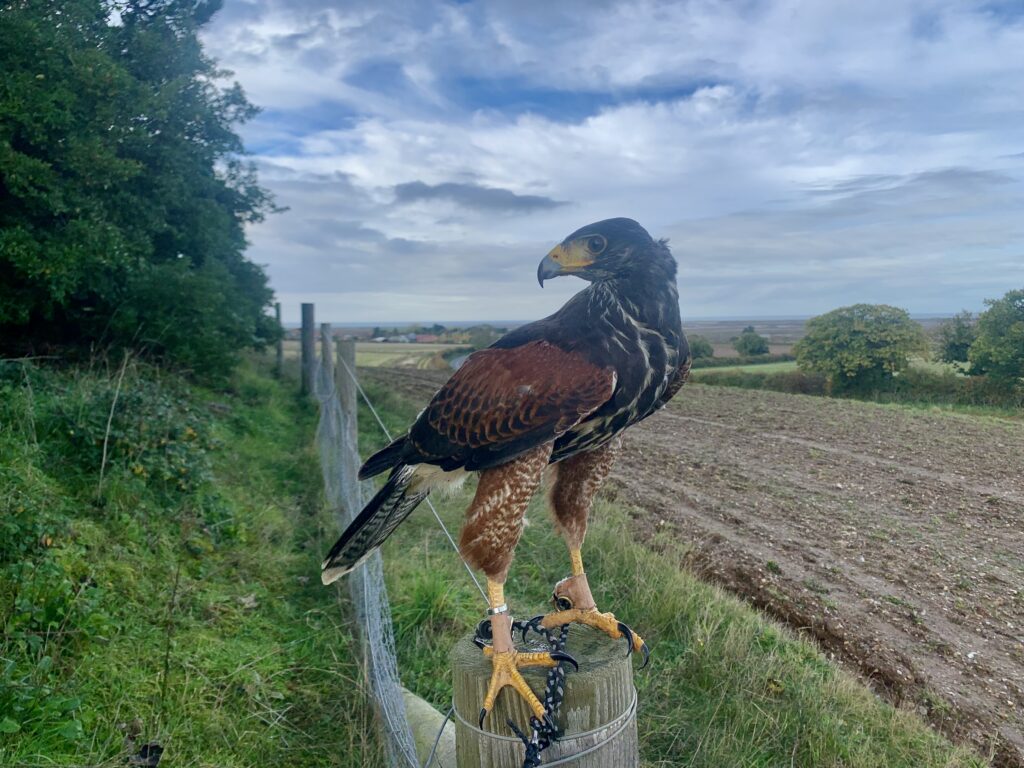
left=538, top=440, right=649, bottom=661
left=459, top=443, right=574, bottom=727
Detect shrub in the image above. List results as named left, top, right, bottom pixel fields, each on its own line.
left=688, top=334, right=715, bottom=359
left=733, top=326, right=770, bottom=356
left=696, top=365, right=1023, bottom=408
left=935, top=311, right=976, bottom=365
left=697, top=369, right=827, bottom=395
left=795, top=305, right=929, bottom=392
left=969, top=289, right=1024, bottom=386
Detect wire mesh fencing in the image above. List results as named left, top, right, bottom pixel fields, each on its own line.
left=313, top=346, right=419, bottom=768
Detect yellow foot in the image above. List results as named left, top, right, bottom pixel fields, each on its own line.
left=536, top=608, right=649, bottom=666
left=478, top=648, right=578, bottom=728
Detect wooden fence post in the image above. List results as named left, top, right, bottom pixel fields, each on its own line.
left=320, top=323, right=333, bottom=383
left=300, top=303, right=315, bottom=395
left=275, top=302, right=284, bottom=377
left=335, top=339, right=357, bottom=421
left=452, top=626, right=638, bottom=767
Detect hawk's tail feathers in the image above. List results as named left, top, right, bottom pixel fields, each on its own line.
left=320, top=464, right=427, bottom=585
left=358, top=435, right=409, bottom=480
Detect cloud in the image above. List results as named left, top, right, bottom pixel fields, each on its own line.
left=392, top=180, right=567, bottom=212
left=201, top=0, right=1024, bottom=322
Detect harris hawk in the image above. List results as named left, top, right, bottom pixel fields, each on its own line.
left=322, top=217, right=689, bottom=725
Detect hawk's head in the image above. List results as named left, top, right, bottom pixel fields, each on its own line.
left=537, top=218, right=670, bottom=286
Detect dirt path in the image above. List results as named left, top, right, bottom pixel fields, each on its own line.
left=361, top=368, right=1024, bottom=766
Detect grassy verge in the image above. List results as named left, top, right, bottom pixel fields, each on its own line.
left=693, top=365, right=1022, bottom=415
left=691, top=354, right=796, bottom=370
left=691, top=360, right=799, bottom=376
left=356, top=377, right=987, bottom=767
left=1, top=358, right=380, bottom=767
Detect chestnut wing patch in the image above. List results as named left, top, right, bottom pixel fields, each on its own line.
left=408, top=341, right=615, bottom=471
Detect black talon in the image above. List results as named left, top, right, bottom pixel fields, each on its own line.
left=639, top=641, right=651, bottom=669
left=618, top=622, right=634, bottom=658
left=543, top=713, right=557, bottom=733
left=551, top=650, right=579, bottom=672
left=521, top=614, right=544, bottom=643
left=479, top=708, right=487, bottom=729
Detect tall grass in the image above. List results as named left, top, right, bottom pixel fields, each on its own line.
left=0, top=358, right=382, bottom=767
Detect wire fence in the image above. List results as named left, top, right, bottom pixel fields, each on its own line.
left=313, top=343, right=420, bottom=768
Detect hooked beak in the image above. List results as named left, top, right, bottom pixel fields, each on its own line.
left=536, top=242, right=595, bottom=287
left=537, top=252, right=562, bottom=287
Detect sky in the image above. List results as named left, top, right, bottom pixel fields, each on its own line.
left=201, top=0, right=1024, bottom=324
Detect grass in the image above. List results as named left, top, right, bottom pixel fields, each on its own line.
left=0, top=358, right=381, bottom=767
left=355, top=377, right=988, bottom=768
left=356, top=351, right=448, bottom=369
left=692, top=360, right=799, bottom=376
left=691, top=359, right=959, bottom=378
left=355, top=342, right=464, bottom=370
left=280, top=339, right=463, bottom=370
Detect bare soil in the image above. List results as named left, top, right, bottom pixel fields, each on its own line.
left=362, top=368, right=1024, bottom=766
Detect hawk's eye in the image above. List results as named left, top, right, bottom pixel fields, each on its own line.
left=584, top=235, right=606, bottom=255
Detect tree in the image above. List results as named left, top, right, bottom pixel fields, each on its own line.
left=0, top=0, right=278, bottom=378
left=935, top=311, right=977, bottom=364
left=688, top=334, right=714, bottom=359
left=969, top=289, right=1024, bottom=385
left=794, top=304, right=928, bottom=392
left=733, top=326, right=770, bottom=356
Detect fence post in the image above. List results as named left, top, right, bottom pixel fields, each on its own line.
left=275, top=302, right=284, bottom=377
left=452, top=626, right=638, bottom=767
left=336, top=339, right=357, bottom=421
left=320, top=323, right=333, bottom=381
left=301, top=303, right=315, bottom=395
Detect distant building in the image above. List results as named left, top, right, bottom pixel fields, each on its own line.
left=414, top=334, right=440, bottom=343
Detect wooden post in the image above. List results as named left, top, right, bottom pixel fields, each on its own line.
left=320, top=323, right=333, bottom=383
left=300, top=303, right=315, bottom=395
left=335, top=339, right=357, bottom=421
left=274, top=302, right=283, bottom=377
left=451, top=626, right=638, bottom=767
left=403, top=687, right=457, bottom=767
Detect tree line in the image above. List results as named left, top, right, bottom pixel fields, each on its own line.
left=794, top=292, right=1023, bottom=394
left=688, top=291, right=1022, bottom=405
left=0, top=0, right=277, bottom=379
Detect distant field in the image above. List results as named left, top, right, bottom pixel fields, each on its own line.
left=685, top=317, right=951, bottom=347
left=693, top=360, right=799, bottom=376
left=281, top=340, right=466, bottom=370
left=710, top=342, right=793, bottom=358
left=685, top=319, right=808, bottom=345
left=692, top=358, right=962, bottom=377
left=356, top=341, right=465, bottom=369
